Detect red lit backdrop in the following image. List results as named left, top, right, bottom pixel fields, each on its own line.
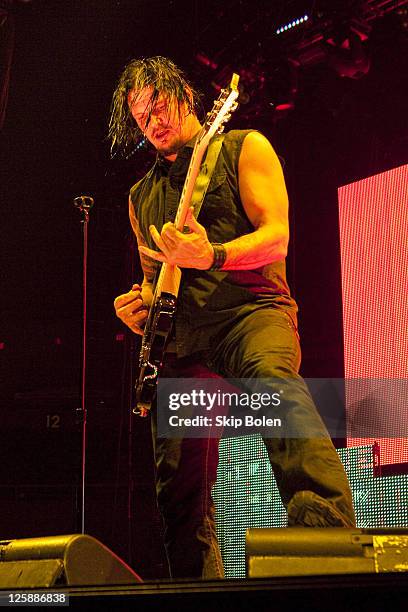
left=338, top=164, right=408, bottom=465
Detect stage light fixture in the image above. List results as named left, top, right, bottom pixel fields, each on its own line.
left=276, top=15, right=309, bottom=35
left=326, top=29, right=370, bottom=79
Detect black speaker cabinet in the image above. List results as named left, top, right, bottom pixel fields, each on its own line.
left=0, top=534, right=142, bottom=588
left=246, top=528, right=408, bottom=578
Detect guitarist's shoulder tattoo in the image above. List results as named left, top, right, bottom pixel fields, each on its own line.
left=129, top=197, right=158, bottom=283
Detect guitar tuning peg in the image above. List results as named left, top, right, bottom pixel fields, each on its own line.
left=217, top=126, right=225, bottom=134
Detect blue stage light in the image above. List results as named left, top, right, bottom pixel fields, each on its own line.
left=276, top=14, right=309, bottom=35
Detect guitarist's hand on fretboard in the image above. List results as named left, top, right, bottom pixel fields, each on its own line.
left=114, top=283, right=152, bottom=336
left=138, top=207, right=215, bottom=270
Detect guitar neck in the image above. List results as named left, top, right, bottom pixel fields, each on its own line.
left=152, top=73, right=240, bottom=300
left=154, top=138, right=208, bottom=298
left=173, top=139, right=207, bottom=231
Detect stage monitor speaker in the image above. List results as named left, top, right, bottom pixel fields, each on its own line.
left=246, top=528, right=408, bottom=578
left=0, top=534, right=142, bottom=588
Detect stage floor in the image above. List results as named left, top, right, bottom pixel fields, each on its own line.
left=2, top=573, right=407, bottom=611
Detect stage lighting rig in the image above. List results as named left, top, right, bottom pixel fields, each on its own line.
left=276, top=14, right=309, bottom=36
left=192, top=0, right=407, bottom=120
left=285, top=0, right=407, bottom=72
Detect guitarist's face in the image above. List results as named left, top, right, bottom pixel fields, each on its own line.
left=128, top=86, right=199, bottom=160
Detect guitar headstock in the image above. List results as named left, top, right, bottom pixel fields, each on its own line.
left=198, top=74, right=240, bottom=145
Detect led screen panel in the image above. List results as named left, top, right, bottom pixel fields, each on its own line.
left=214, top=439, right=408, bottom=578
left=338, top=164, right=408, bottom=464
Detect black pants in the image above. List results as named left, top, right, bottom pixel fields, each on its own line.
left=151, top=308, right=356, bottom=579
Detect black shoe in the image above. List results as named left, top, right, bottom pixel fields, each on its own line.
left=287, top=490, right=354, bottom=527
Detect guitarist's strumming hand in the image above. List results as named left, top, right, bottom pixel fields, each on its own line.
left=138, top=207, right=215, bottom=270
left=114, top=283, right=153, bottom=336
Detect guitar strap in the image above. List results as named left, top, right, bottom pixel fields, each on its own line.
left=189, top=134, right=225, bottom=220
left=155, top=134, right=225, bottom=287
left=161, top=135, right=225, bottom=352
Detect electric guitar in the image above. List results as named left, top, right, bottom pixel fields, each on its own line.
left=134, top=74, right=240, bottom=416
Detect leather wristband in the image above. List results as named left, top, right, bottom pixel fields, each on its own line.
left=208, top=243, right=227, bottom=271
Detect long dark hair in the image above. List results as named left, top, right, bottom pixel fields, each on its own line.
left=108, top=56, right=201, bottom=157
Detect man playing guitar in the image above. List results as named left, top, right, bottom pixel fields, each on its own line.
left=110, top=56, right=355, bottom=579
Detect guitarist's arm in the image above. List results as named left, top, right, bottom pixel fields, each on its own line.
left=113, top=198, right=155, bottom=335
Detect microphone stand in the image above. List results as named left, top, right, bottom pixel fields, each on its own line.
left=74, top=195, right=94, bottom=534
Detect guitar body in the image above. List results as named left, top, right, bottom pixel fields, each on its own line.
left=134, top=262, right=181, bottom=416
left=135, top=290, right=177, bottom=417
left=133, top=75, right=239, bottom=416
